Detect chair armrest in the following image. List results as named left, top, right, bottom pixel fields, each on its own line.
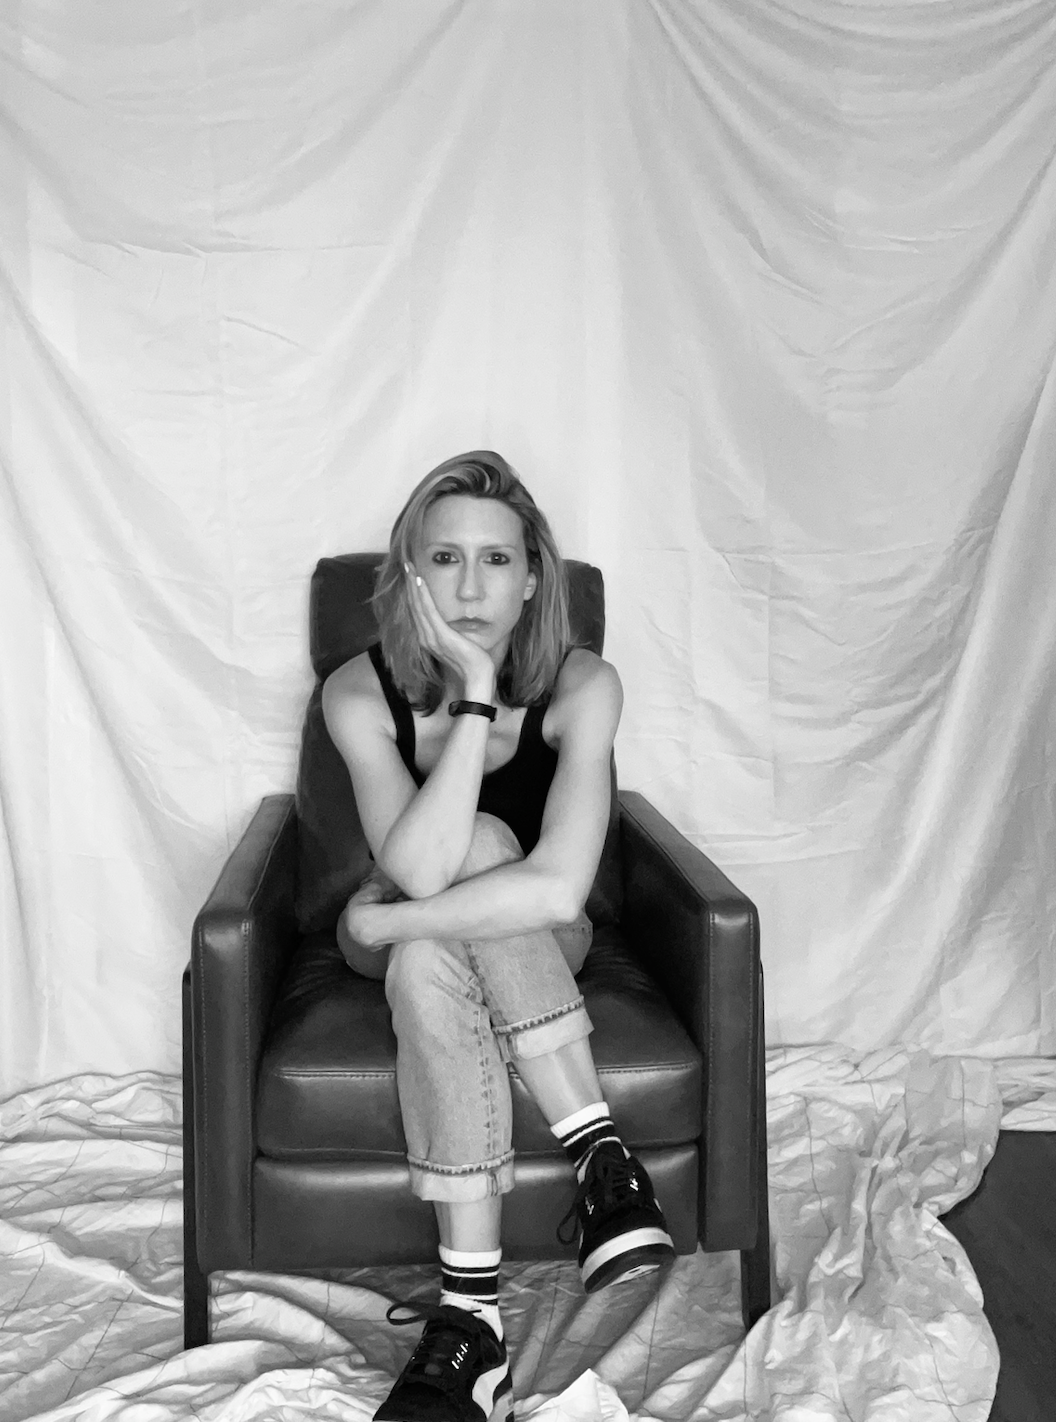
left=618, top=789, right=764, bottom=1250
left=188, top=793, right=298, bottom=1268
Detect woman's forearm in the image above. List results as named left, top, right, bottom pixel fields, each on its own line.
left=357, top=859, right=574, bottom=945
left=378, top=673, right=497, bottom=897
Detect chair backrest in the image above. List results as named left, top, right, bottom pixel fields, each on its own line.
left=294, top=554, right=623, bottom=934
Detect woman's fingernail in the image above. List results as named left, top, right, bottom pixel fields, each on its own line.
left=416, top=576, right=422, bottom=586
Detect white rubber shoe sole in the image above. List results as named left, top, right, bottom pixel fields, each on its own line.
left=581, top=1225, right=675, bottom=1292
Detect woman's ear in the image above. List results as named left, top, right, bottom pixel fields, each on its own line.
left=524, top=570, right=538, bottom=601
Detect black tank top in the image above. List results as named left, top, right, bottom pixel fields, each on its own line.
left=368, top=642, right=559, bottom=855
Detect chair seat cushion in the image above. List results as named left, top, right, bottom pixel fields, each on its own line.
left=256, top=925, right=702, bottom=1161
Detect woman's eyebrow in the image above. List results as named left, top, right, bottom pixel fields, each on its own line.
left=424, top=541, right=518, bottom=551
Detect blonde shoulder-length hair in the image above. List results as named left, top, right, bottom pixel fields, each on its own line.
left=372, top=451, right=572, bottom=712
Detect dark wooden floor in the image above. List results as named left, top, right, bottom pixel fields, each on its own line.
left=941, top=1130, right=1056, bottom=1422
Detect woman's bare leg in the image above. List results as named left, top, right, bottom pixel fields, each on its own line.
left=434, top=1196, right=503, bottom=1252
left=511, top=1038, right=604, bottom=1125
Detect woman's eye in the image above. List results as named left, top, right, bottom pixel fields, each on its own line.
left=429, top=552, right=509, bottom=566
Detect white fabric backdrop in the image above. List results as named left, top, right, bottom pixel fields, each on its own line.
left=2, top=0, right=1055, bottom=1092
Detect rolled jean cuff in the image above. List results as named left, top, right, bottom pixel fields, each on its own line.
left=495, top=998, right=593, bottom=1063
left=407, top=1150, right=516, bottom=1202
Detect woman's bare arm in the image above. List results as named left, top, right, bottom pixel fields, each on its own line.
left=322, top=567, right=498, bottom=899
left=345, top=654, right=622, bottom=944
left=323, top=664, right=491, bottom=900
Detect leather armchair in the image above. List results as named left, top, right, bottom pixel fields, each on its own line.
left=183, top=555, right=770, bottom=1347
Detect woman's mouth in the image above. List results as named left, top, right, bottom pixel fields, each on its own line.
left=452, top=618, right=489, bottom=631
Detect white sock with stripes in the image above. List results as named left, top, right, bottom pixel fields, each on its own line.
left=551, top=1101, right=626, bottom=1181
left=438, top=1244, right=503, bottom=1341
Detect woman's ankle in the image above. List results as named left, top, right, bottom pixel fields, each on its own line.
left=439, top=1243, right=504, bottom=1340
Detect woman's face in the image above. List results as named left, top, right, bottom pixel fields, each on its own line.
left=416, top=494, right=537, bottom=658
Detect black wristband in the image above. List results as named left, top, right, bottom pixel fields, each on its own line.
left=449, top=699, right=497, bottom=722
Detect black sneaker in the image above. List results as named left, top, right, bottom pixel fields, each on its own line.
left=558, top=1141, right=676, bottom=1292
left=373, top=1300, right=513, bottom=1422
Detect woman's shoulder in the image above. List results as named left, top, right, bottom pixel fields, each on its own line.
left=544, top=647, right=622, bottom=739
left=321, top=648, right=389, bottom=727
left=555, top=645, right=621, bottom=691
left=324, top=646, right=376, bottom=693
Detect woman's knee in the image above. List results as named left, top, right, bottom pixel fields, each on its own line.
left=385, top=938, right=437, bottom=1003
left=385, top=937, right=469, bottom=1020
left=456, top=813, right=523, bottom=881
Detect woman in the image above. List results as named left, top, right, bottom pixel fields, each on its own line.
left=322, top=452, right=673, bottom=1422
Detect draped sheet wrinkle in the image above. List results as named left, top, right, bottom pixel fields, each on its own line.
left=4, top=1052, right=1047, bottom=1421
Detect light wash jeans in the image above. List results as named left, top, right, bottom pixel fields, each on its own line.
left=340, top=813, right=594, bottom=1201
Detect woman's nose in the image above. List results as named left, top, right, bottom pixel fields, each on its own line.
left=457, top=563, right=483, bottom=601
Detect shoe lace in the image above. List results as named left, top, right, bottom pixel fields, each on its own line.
left=385, top=1300, right=488, bottom=1394
left=557, top=1147, right=639, bottom=1244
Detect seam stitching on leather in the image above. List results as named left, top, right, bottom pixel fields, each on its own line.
left=237, top=799, right=296, bottom=1265
left=242, top=915, right=252, bottom=1263
left=196, top=941, right=209, bottom=1251
left=273, top=1070, right=398, bottom=1079
left=243, top=798, right=295, bottom=912
left=268, top=1062, right=696, bottom=1079
left=622, top=803, right=728, bottom=1234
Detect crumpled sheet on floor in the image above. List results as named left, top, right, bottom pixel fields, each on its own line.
left=1, top=1048, right=1049, bottom=1422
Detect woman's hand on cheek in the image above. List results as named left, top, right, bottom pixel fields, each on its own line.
left=404, top=562, right=496, bottom=694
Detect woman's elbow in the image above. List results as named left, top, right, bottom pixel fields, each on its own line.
left=387, top=866, right=451, bottom=901
left=548, top=880, right=585, bottom=928
left=376, top=837, right=455, bottom=901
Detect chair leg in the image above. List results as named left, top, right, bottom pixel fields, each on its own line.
left=182, top=968, right=210, bottom=1348
left=740, top=962, right=771, bottom=1333
left=740, top=1226, right=771, bottom=1332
